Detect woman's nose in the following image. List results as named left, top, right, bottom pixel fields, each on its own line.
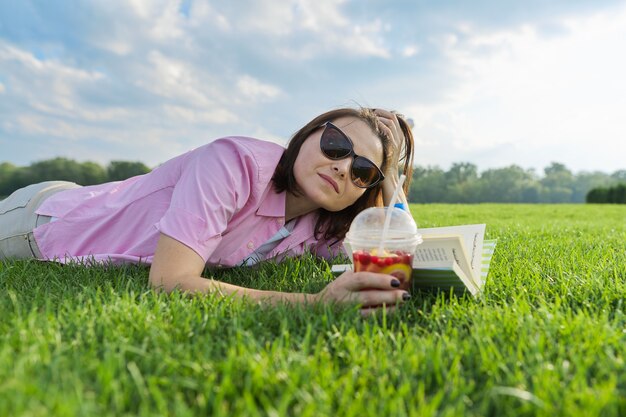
left=332, top=158, right=351, bottom=177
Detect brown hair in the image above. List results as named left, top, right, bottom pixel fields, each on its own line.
left=273, top=107, right=414, bottom=241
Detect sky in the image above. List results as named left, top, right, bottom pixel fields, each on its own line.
left=1, top=0, right=625, bottom=174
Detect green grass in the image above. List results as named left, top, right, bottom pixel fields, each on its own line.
left=1, top=204, right=626, bottom=417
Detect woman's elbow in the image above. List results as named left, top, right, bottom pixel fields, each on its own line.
left=148, top=270, right=176, bottom=293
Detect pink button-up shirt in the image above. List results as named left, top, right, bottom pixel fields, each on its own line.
left=34, top=137, right=343, bottom=266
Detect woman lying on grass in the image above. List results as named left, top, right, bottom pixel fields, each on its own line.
left=0, top=107, right=413, bottom=314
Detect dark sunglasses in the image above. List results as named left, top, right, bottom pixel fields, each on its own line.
left=319, top=122, right=385, bottom=188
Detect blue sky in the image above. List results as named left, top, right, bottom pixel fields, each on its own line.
left=1, top=0, right=625, bottom=174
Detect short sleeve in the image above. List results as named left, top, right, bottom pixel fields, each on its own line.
left=155, top=139, right=258, bottom=262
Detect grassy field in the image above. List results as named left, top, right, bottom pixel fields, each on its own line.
left=1, top=204, right=625, bottom=417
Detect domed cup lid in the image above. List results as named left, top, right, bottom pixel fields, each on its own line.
left=345, top=207, right=422, bottom=251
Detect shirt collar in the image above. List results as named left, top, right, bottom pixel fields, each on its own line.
left=256, top=185, right=286, bottom=218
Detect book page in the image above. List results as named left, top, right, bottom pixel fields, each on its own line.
left=417, top=224, right=485, bottom=280
left=414, top=235, right=474, bottom=285
left=479, top=239, right=497, bottom=286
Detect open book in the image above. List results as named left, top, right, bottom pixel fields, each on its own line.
left=331, top=224, right=496, bottom=297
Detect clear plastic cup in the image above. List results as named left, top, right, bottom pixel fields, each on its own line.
left=345, top=207, right=422, bottom=290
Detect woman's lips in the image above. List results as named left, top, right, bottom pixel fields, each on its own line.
left=318, top=173, right=339, bottom=193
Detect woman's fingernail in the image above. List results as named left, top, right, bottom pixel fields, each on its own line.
left=391, top=279, right=401, bottom=288
left=402, top=292, right=411, bottom=301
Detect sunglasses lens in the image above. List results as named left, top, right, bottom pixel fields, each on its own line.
left=319, top=123, right=383, bottom=188
left=352, top=157, right=380, bottom=188
left=320, top=126, right=352, bottom=159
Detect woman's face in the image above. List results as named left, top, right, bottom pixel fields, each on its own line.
left=293, top=116, right=384, bottom=212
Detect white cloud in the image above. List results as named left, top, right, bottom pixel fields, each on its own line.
left=146, top=0, right=188, bottom=41
left=191, top=0, right=389, bottom=59
left=188, top=1, right=231, bottom=31
left=240, top=1, right=297, bottom=36
left=0, top=42, right=105, bottom=116
left=340, top=20, right=390, bottom=58
left=294, top=0, right=389, bottom=58
left=236, top=75, right=283, bottom=102
left=402, top=45, right=419, bottom=57
left=407, top=4, right=626, bottom=172
left=86, top=0, right=190, bottom=56
left=0, top=40, right=240, bottom=166
left=211, top=0, right=349, bottom=37
left=162, top=104, right=238, bottom=124
left=295, top=0, right=350, bottom=31
left=0, top=43, right=104, bottom=82
left=138, top=50, right=212, bottom=106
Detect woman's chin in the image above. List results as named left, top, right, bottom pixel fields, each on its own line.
left=319, top=199, right=352, bottom=212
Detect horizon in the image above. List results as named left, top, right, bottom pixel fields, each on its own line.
left=1, top=154, right=622, bottom=178
left=1, top=0, right=625, bottom=173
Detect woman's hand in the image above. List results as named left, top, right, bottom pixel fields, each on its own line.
left=373, top=109, right=409, bottom=206
left=373, top=109, right=406, bottom=178
left=315, top=270, right=410, bottom=315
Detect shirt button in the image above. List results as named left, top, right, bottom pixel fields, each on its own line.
left=247, top=241, right=254, bottom=249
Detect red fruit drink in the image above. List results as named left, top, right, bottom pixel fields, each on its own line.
left=345, top=207, right=421, bottom=292
left=353, top=249, right=414, bottom=290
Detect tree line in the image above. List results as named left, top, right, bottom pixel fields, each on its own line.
left=1, top=157, right=624, bottom=203
left=586, top=184, right=626, bottom=204
left=0, top=158, right=150, bottom=197
left=407, top=162, right=626, bottom=203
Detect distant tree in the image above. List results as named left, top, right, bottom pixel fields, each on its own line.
left=541, top=162, right=574, bottom=202
left=444, top=162, right=479, bottom=202
left=572, top=171, right=615, bottom=202
left=445, top=162, right=478, bottom=184
left=28, top=158, right=84, bottom=184
left=19, top=158, right=110, bottom=187
left=0, top=162, right=18, bottom=196
left=608, top=184, right=626, bottom=204
left=0, top=158, right=149, bottom=196
left=406, top=161, right=623, bottom=204
left=80, top=161, right=108, bottom=185
left=476, top=165, right=537, bottom=202
left=0, top=162, right=16, bottom=177
left=409, top=166, right=448, bottom=203
left=586, top=184, right=626, bottom=204
left=521, top=183, right=542, bottom=203
left=543, top=162, right=573, bottom=183
left=106, top=161, right=151, bottom=182
left=611, top=170, right=626, bottom=182
left=618, top=184, right=626, bottom=204
left=586, top=187, right=607, bottom=203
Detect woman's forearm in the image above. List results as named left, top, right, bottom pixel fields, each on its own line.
left=149, top=234, right=316, bottom=306
left=151, top=274, right=317, bottom=306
